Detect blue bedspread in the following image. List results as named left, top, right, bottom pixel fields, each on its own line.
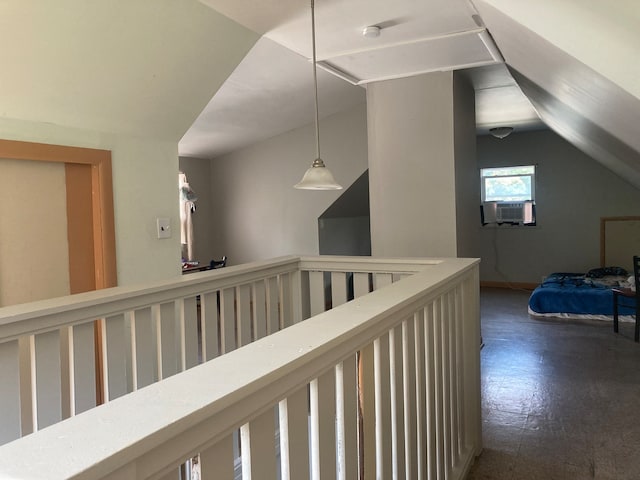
left=528, top=273, right=635, bottom=316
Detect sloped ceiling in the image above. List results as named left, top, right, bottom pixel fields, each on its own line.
left=0, top=0, right=259, bottom=140
left=184, top=0, right=543, bottom=158
left=179, top=37, right=366, bottom=159
left=474, top=0, right=640, bottom=188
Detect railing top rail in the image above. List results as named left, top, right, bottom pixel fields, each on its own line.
left=298, top=255, right=443, bottom=273
left=0, top=255, right=462, bottom=343
left=0, top=257, right=479, bottom=480
left=0, top=255, right=301, bottom=342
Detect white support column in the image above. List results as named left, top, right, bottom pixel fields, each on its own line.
left=367, top=72, right=476, bottom=258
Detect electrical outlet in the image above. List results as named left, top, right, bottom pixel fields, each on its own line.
left=157, top=217, right=171, bottom=239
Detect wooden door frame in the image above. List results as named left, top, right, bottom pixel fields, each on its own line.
left=600, top=216, right=640, bottom=267
left=0, top=139, right=117, bottom=405
left=0, top=139, right=117, bottom=289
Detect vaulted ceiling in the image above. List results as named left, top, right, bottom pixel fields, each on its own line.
left=0, top=1, right=635, bottom=189
left=0, top=0, right=258, bottom=140
left=181, top=0, right=544, bottom=159
left=183, top=0, right=640, bottom=191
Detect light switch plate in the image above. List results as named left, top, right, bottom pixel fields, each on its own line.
left=157, top=217, right=171, bottom=239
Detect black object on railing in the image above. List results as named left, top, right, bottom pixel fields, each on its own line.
left=210, top=256, right=227, bottom=269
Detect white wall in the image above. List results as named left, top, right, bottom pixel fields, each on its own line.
left=209, top=103, right=368, bottom=265
left=0, top=0, right=258, bottom=142
left=474, top=129, right=640, bottom=283
left=0, top=1, right=260, bottom=287
left=0, top=118, right=181, bottom=286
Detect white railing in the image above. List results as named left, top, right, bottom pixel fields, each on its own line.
left=0, top=256, right=481, bottom=480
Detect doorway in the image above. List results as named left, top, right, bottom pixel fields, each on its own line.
left=0, top=139, right=116, bottom=294
left=0, top=139, right=117, bottom=410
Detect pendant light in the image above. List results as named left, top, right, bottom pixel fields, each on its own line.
left=294, top=0, right=342, bottom=190
left=489, top=126, right=514, bottom=139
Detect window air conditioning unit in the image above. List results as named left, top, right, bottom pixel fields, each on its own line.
left=481, top=201, right=535, bottom=225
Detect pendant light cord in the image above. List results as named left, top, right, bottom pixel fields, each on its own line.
left=311, top=0, right=321, bottom=162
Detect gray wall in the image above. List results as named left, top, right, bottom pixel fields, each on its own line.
left=454, top=74, right=480, bottom=259
left=209, top=103, right=368, bottom=265
left=179, top=156, right=218, bottom=264
left=318, top=216, right=371, bottom=256
left=474, top=129, right=640, bottom=283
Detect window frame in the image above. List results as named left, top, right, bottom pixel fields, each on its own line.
left=480, top=165, right=536, bottom=203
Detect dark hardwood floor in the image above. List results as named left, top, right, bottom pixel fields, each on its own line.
left=467, top=287, right=640, bottom=480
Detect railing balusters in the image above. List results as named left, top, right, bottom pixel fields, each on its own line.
left=338, top=355, right=359, bottom=480
left=374, top=333, right=392, bottom=479
left=220, top=287, right=236, bottom=353
left=60, top=326, right=72, bottom=420
left=279, top=386, right=310, bottom=480
left=389, top=325, right=404, bottom=479
left=237, top=284, right=252, bottom=347
left=308, top=271, right=325, bottom=315
left=353, top=272, right=371, bottom=298
left=132, top=307, right=156, bottom=389
left=424, top=303, right=436, bottom=479
left=335, top=362, right=346, bottom=480
left=241, top=408, right=278, bottom=480
left=18, top=336, right=35, bottom=437
left=403, top=317, right=417, bottom=480
left=266, top=276, right=279, bottom=334
left=34, top=329, right=62, bottom=429
left=103, top=314, right=128, bottom=401
left=310, top=369, right=337, bottom=480
left=129, top=313, right=138, bottom=392
left=414, top=311, right=426, bottom=480
left=449, top=290, right=461, bottom=465
left=158, top=302, right=178, bottom=379
left=331, top=272, right=348, bottom=307
left=253, top=280, right=267, bottom=340
left=183, top=296, right=199, bottom=369
left=374, top=272, right=393, bottom=290
left=441, top=293, right=452, bottom=476
left=0, top=340, right=21, bottom=443
left=280, top=272, right=294, bottom=328
left=0, top=256, right=481, bottom=480
left=72, top=322, right=96, bottom=414
left=200, top=434, right=235, bottom=480
left=200, top=291, right=219, bottom=361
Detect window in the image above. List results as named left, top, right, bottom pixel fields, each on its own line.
left=481, top=165, right=535, bottom=202
left=480, top=166, right=536, bottom=225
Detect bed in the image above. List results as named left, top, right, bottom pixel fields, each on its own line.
left=528, top=269, right=635, bottom=320
left=528, top=216, right=640, bottom=321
